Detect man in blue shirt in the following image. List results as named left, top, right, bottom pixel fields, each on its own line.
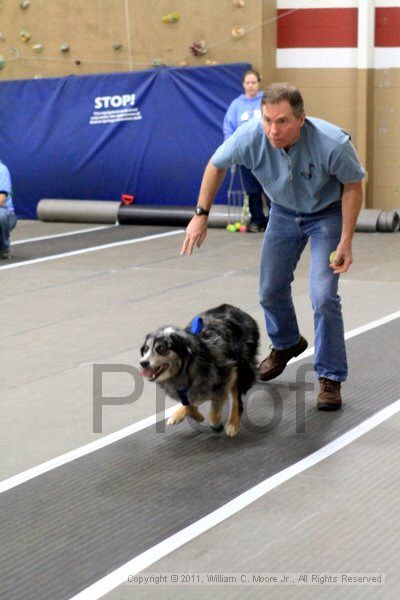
left=180, top=82, right=365, bottom=410
left=0, top=160, right=17, bottom=259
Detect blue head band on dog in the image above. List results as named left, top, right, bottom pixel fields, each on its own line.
left=190, top=316, right=203, bottom=335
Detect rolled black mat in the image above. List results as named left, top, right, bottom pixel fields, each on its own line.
left=118, top=204, right=237, bottom=228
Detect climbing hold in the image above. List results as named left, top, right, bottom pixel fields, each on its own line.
left=0, top=33, right=6, bottom=42
left=32, top=44, right=44, bottom=53
left=179, top=60, right=188, bottom=66
left=205, top=59, right=217, bottom=65
left=112, top=43, right=123, bottom=51
left=60, top=44, right=70, bottom=52
left=20, top=30, right=31, bottom=43
left=0, top=55, right=5, bottom=69
left=233, top=0, right=245, bottom=6
left=232, top=27, right=246, bottom=38
left=190, top=40, right=208, bottom=56
left=151, top=58, right=164, bottom=67
left=162, top=12, right=180, bottom=24
left=20, top=0, right=30, bottom=8
left=74, top=59, right=81, bottom=65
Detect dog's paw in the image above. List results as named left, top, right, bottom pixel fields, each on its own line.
left=210, top=422, right=224, bottom=433
left=167, top=407, right=186, bottom=425
left=167, top=414, right=185, bottom=426
left=225, top=423, right=239, bottom=437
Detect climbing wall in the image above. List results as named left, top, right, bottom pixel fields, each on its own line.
left=0, top=0, right=270, bottom=80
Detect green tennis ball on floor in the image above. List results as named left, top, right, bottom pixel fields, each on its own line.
left=235, top=222, right=242, bottom=230
left=227, top=224, right=237, bottom=233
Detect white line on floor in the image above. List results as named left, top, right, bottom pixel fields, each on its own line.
left=1, top=309, right=399, bottom=496
left=13, top=224, right=116, bottom=245
left=0, top=229, right=184, bottom=271
left=285, top=309, right=400, bottom=365
left=69, top=398, right=400, bottom=600
left=0, top=406, right=176, bottom=495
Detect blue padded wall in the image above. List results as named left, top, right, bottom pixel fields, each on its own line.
left=0, top=63, right=250, bottom=219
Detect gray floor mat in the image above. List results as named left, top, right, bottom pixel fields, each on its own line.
left=0, top=319, right=398, bottom=600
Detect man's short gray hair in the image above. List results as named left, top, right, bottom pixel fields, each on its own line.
left=261, top=82, right=304, bottom=118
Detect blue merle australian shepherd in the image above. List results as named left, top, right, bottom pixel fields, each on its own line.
left=140, top=304, right=259, bottom=437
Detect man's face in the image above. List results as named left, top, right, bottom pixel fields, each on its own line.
left=262, top=101, right=305, bottom=149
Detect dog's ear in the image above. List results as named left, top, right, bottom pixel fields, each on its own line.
left=140, top=336, right=150, bottom=356
left=170, top=331, right=191, bottom=358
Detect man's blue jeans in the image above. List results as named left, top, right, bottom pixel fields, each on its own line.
left=0, top=208, right=17, bottom=252
left=259, top=201, right=347, bottom=382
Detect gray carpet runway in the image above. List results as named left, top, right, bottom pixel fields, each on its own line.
left=5, top=225, right=180, bottom=264
left=0, top=319, right=398, bottom=599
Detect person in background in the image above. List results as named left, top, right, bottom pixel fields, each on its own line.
left=223, top=69, right=269, bottom=232
left=0, top=160, right=17, bottom=259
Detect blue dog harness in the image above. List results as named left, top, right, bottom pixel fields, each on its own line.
left=177, top=316, right=203, bottom=406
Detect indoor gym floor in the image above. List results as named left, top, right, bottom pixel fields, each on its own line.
left=1, top=219, right=400, bottom=600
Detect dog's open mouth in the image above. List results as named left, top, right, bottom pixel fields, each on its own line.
left=141, top=363, right=169, bottom=381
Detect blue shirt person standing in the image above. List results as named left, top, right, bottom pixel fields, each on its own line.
left=223, top=69, right=269, bottom=232
left=180, top=82, right=365, bottom=410
left=0, top=161, right=17, bottom=259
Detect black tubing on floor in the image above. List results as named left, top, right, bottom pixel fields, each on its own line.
left=118, top=204, right=236, bottom=228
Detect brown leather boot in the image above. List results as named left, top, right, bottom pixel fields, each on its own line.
left=317, top=378, right=342, bottom=411
left=258, top=335, right=308, bottom=381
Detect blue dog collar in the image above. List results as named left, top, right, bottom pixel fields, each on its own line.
left=178, top=316, right=203, bottom=406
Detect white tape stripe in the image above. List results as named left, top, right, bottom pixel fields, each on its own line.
left=0, top=229, right=184, bottom=271
left=13, top=224, right=116, bottom=245
left=287, top=309, right=400, bottom=365
left=69, top=398, right=400, bottom=600
left=0, top=406, right=176, bottom=494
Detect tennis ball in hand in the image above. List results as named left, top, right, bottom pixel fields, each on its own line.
left=330, top=251, right=344, bottom=266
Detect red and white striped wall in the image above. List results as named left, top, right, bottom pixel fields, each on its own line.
left=277, top=0, right=400, bottom=69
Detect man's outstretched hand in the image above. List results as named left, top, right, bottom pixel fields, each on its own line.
left=180, top=216, right=208, bottom=256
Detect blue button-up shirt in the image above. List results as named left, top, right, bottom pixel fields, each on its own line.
left=211, top=116, right=365, bottom=213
